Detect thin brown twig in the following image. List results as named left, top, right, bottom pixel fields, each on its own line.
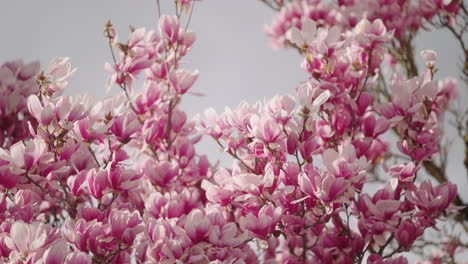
left=258, top=0, right=280, bottom=11
left=214, top=138, right=257, bottom=174
left=25, top=173, right=77, bottom=217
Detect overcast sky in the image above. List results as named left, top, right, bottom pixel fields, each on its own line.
left=0, top=0, right=466, bottom=196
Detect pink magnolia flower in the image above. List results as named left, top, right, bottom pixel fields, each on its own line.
left=296, top=83, right=331, bottom=112
left=46, top=57, right=76, bottom=93
left=168, top=69, right=199, bottom=94
left=64, top=252, right=92, bottom=264
left=107, top=166, right=140, bottom=192
left=285, top=18, right=317, bottom=47
left=180, top=29, right=196, bottom=49
left=286, top=131, right=299, bottom=155
left=4, top=221, right=59, bottom=261
left=159, top=15, right=180, bottom=45
left=145, top=219, right=192, bottom=262
left=223, top=100, right=259, bottom=132
left=27, top=95, right=54, bottom=126
left=249, top=115, right=282, bottom=144
left=201, top=169, right=236, bottom=206
left=322, top=144, right=368, bottom=183
left=41, top=239, right=69, bottom=264
left=358, top=193, right=401, bottom=223
left=231, top=169, right=275, bottom=196
left=299, top=170, right=347, bottom=204
left=368, top=254, right=408, bottom=264
left=55, top=95, right=95, bottom=126
left=67, top=171, right=87, bottom=196
left=239, top=205, right=282, bottom=238
left=435, top=77, right=458, bottom=110
left=184, top=209, right=211, bottom=243
left=377, top=73, right=438, bottom=120
left=207, top=221, right=248, bottom=248
left=146, top=62, right=168, bottom=81
left=109, top=112, right=141, bottom=142
left=169, top=109, right=187, bottom=133
left=395, top=219, right=423, bottom=249
left=105, top=53, right=153, bottom=91
left=64, top=219, right=107, bottom=255
left=361, top=114, right=390, bottom=138
left=313, top=26, right=342, bottom=55
left=198, top=107, right=223, bottom=139
left=0, top=158, right=20, bottom=188
left=266, top=95, right=296, bottom=125
left=352, top=19, right=392, bottom=48
left=299, top=137, right=320, bottom=159
left=109, top=209, right=141, bottom=243
left=144, top=159, right=179, bottom=187
left=127, top=27, right=160, bottom=58
left=406, top=180, right=457, bottom=217
left=86, top=168, right=109, bottom=199
left=388, top=162, right=418, bottom=183
left=174, top=141, right=195, bottom=169
left=0, top=139, right=53, bottom=172
left=356, top=92, right=373, bottom=115
left=178, top=0, right=203, bottom=12
left=145, top=189, right=200, bottom=219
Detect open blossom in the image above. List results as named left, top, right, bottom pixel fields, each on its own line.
left=107, top=166, right=140, bottom=192
left=395, top=219, right=423, bottom=249
left=285, top=18, right=317, bottom=47
left=406, top=181, right=457, bottom=217
left=232, top=168, right=275, bottom=195
left=249, top=115, right=282, bottom=144
left=41, top=239, right=70, bottom=264
left=351, top=19, right=393, bottom=48
left=239, top=205, right=283, bottom=238
left=266, top=95, right=296, bottom=124
left=358, top=193, right=401, bottom=225
left=299, top=170, right=347, bottom=204
left=0, top=139, right=53, bottom=173
left=198, top=108, right=223, bottom=139
left=64, top=252, right=92, bottom=264
left=109, top=112, right=141, bottom=142
left=184, top=209, right=211, bottom=243
left=201, top=169, right=236, bottom=206
left=322, top=144, right=368, bottom=182
left=169, top=69, right=199, bottom=94
left=27, top=95, right=54, bottom=126
left=389, top=162, right=418, bottom=183
left=86, top=168, right=109, bottom=199
left=108, top=209, right=142, bottom=243
left=4, top=221, right=60, bottom=262
left=27, top=94, right=95, bottom=132
left=144, top=159, right=179, bottom=187
left=296, top=82, right=331, bottom=111
left=46, top=57, right=76, bottom=93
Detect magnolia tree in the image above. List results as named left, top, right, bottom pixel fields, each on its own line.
left=0, top=0, right=467, bottom=263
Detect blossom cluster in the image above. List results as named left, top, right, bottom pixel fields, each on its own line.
left=0, top=60, right=39, bottom=149
left=0, top=12, right=228, bottom=263
left=265, top=0, right=460, bottom=50
left=0, top=0, right=465, bottom=263
left=198, top=16, right=459, bottom=262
